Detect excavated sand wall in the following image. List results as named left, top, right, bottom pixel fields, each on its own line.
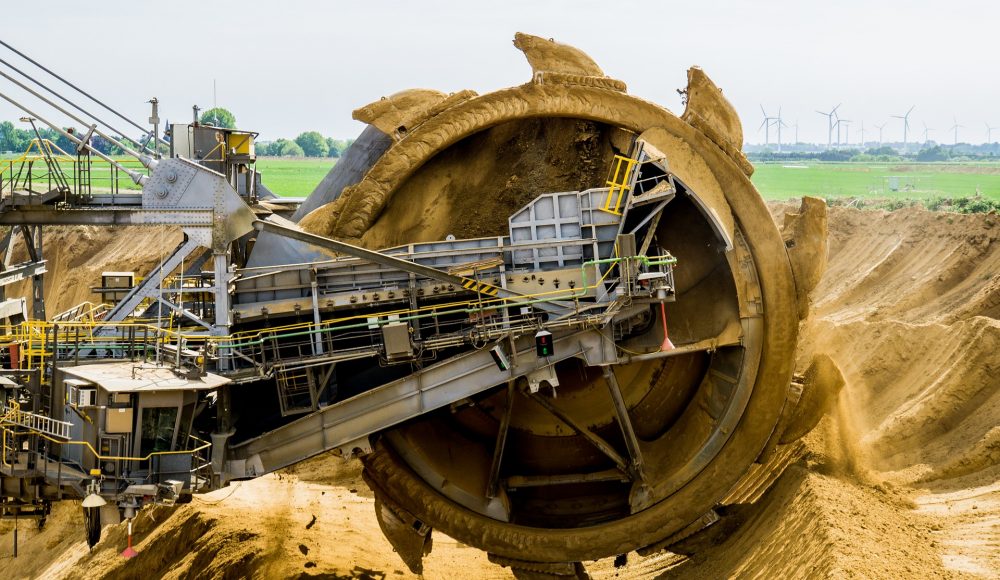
left=8, top=226, right=181, bottom=316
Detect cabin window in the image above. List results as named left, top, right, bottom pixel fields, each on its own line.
left=139, top=407, right=178, bottom=456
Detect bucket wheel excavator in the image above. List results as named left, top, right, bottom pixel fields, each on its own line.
left=0, top=33, right=839, bottom=577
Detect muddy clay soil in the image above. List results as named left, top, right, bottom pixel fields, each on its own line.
left=1, top=204, right=998, bottom=579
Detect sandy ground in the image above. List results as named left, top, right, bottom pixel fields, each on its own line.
left=7, top=225, right=182, bottom=317
left=1, top=204, right=998, bottom=579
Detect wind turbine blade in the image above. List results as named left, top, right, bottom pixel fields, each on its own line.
left=906, top=105, right=915, bottom=117
left=761, top=104, right=767, bottom=117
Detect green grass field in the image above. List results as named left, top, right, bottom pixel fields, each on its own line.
left=751, top=162, right=1000, bottom=201
left=256, top=157, right=335, bottom=197
left=253, top=158, right=1000, bottom=204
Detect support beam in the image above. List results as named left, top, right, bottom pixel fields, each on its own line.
left=0, top=261, right=46, bottom=287
left=100, top=237, right=201, bottom=325
left=485, top=380, right=515, bottom=498
left=527, top=389, right=629, bottom=474
left=603, top=367, right=646, bottom=481
left=505, top=469, right=628, bottom=488
left=0, top=209, right=213, bottom=226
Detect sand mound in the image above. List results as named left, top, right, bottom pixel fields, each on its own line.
left=10, top=465, right=506, bottom=580
left=8, top=226, right=181, bottom=316
left=802, top=206, right=1000, bottom=325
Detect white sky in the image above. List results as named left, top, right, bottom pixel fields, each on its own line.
left=1, top=0, right=998, bottom=145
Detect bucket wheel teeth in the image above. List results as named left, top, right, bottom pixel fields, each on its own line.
left=371, top=496, right=433, bottom=574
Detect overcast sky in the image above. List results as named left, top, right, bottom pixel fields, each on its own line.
left=2, top=0, right=998, bottom=145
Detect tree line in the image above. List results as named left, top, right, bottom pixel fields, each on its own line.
left=0, top=107, right=353, bottom=159
left=748, top=144, right=1000, bottom=163
left=0, top=120, right=129, bottom=156
left=256, top=133, right=353, bottom=158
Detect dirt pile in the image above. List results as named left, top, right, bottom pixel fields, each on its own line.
left=3, top=458, right=505, bottom=580
left=8, top=226, right=181, bottom=316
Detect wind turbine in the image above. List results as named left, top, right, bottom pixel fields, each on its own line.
left=759, top=105, right=778, bottom=147
left=816, top=104, right=840, bottom=149
left=775, top=107, right=789, bottom=152
left=949, top=117, right=963, bottom=145
left=891, top=106, right=915, bottom=152
left=860, top=121, right=866, bottom=147
left=922, top=122, right=933, bottom=144
left=986, top=122, right=996, bottom=143
left=875, top=122, right=886, bottom=146
left=793, top=120, right=800, bottom=144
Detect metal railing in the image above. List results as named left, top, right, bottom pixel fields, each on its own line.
left=0, top=398, right=71, bottom=439
left=0, top=254, right=675, bottom=377
left=0, top=139, right=148, bottom=199
left=1, top=412, right=210, bottom=464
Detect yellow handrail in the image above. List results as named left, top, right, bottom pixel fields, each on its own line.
left=0, top=258, right=637, bottom=368
left=1, top=426, right=211, bottom=467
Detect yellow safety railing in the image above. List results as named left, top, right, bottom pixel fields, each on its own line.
left=602, top=154, right=637, bottom=215
left=0, top=138, right=76, bottom=166
left=0, top=139, right=148, bottom=195
left=52, top=301, right=112, bottom=324
left=1, top=421, right=211, bottom=470
left=0, top=254, right=650, bottom=373
left=0, top=246, right=684, bottom=379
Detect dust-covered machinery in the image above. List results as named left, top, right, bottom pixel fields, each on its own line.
left=0, top=34, right=838, bottom=576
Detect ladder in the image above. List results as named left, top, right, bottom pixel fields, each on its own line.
left=602, top=154, right=640, bottom=215
left=275, top=367, right=315, bottom=416
left=75, top=148, right=93, bottom=201
left=1, top=399, right=71, bottom=440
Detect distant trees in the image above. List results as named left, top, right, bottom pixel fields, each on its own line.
left=265, top=138, right=304, bottom=157
left=0, top=121, right=26, bottom=152
left=817, top=149, right=857, bottom=162
left=916, top=145, right=951, bottom=162
left=256, top=136, right=354, bottom=158
left=0, top=119, right=128, bottom=155
left=1, top=106, right=352, bottom=159
left=295, top=131, right=328, bottom=157
left=200, top=107, right=236, bottom=129
left=326, top=137, right=351, bottom=158
left=865, top=146, right=897, bottom=157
